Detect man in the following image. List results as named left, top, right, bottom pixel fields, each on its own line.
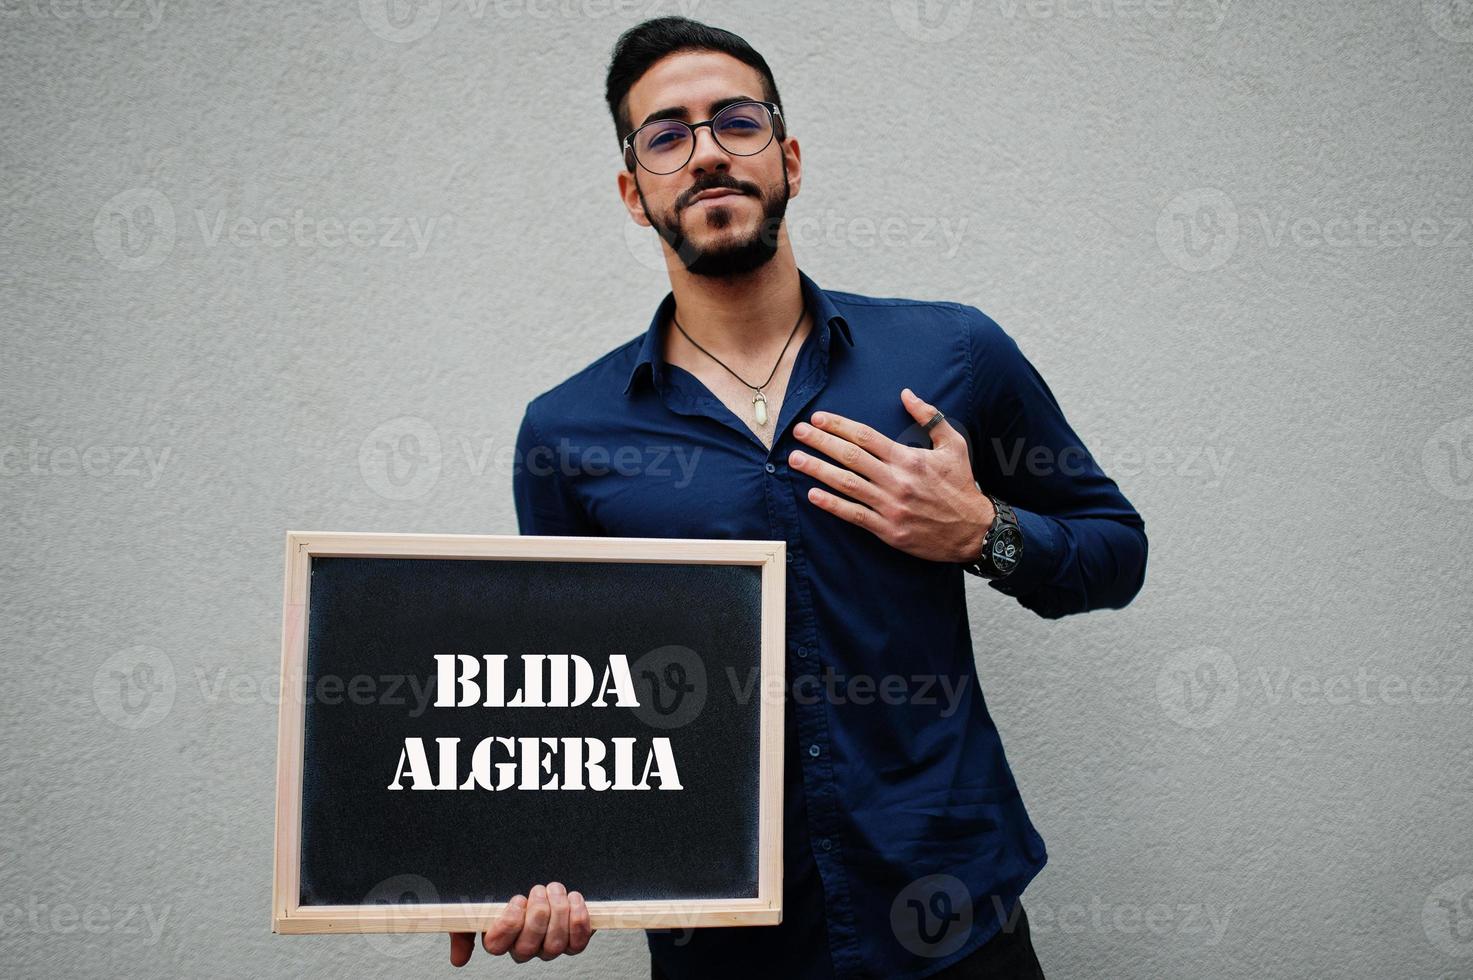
left=449, top=16, right=1147, bottom=978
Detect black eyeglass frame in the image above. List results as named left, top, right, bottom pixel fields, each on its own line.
left=622, top=100, right=786, bottom=174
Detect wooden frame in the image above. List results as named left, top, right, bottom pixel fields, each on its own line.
left=272, top=531, right=785, bottom=935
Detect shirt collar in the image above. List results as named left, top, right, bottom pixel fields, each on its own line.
left=622, top=267, right=854, bottom=396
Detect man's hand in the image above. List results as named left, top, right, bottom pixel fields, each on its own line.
left=789, top=388, right=995, bottom=564
left=449, top=882, right=595, bottom=966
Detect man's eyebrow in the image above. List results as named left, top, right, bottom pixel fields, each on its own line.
left=638, top=95, right=760, bottom=128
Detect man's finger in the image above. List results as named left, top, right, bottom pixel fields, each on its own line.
left=806, top=486, right=886, bottom=539
left=567, top=890, right=595, bottom=954
left=540, top=881, right=571, bottom=960
left=901, top=388, right=962, bottom=449
left=482, top=894, right=527, bottom=956
left=450, top=931, right=476, bottom=967
left=805, top=410, right=897, bottom=464
left=792, top=419, right=888, bottom=484
left=513, top=884, right=551, bottom=963
left=789, top=447, right=887, bottom=510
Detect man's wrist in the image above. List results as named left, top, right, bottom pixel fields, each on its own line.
left=957, top=482, right=994, bottom=563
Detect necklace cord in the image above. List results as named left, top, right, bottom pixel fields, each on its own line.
left=671, top=298, right=808, bottom=394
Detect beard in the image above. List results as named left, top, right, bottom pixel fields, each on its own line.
left=637, top=168, right=790, bottom=279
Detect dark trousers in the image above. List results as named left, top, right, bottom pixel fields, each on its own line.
left=650, top=901, right=1045, bottom=979
left=926, top=902, right=1045, bottom=979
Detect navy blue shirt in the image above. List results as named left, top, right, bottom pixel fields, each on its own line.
left=512, top=268, right=1147, bottom=978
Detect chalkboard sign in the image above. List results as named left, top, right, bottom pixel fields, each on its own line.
left=272, top=531, right=785, bottom=935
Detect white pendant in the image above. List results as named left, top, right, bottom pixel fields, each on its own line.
left=752, top=391, right=768, bottom=426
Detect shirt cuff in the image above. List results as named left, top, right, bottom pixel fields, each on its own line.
left=986, top=504, right=1060, bottom=598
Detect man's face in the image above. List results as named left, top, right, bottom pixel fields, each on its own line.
left=617, top=50, right=801, bottom=278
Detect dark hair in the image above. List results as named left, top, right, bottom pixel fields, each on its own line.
left=605, top=16, right=784, bottom=157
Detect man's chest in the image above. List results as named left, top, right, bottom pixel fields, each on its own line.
left=563, top=344, right=976, bottom=540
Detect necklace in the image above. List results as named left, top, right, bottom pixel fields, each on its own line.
left=670, top=300, right=807, bottom=428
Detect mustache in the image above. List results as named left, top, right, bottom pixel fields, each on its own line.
left=678, top=177, right=761, bottom=210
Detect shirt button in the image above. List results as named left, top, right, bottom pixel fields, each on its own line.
left=819, top=837, right=833, bottom=851
left=785, top=552, right=793, bottom=563
left=764, top=462, right=776, bottom=474
left=808, top=743, right=820, bottom=757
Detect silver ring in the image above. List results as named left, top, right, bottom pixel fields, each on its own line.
left=922, top=410, right=945, bottom=432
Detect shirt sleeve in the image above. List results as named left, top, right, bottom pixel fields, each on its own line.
left=959, top=305, right=1148, bottom=619
left=512, top=402, right=600, bottom=536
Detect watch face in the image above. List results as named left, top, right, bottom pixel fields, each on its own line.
left=990, top=527, right=1021, bottom=573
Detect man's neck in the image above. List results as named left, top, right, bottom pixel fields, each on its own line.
left=662, top=254, right=807, bottom=367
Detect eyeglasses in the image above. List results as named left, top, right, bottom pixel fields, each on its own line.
left=623, top=100, right=784, bottom=175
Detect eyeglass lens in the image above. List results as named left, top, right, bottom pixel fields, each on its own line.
left=632, top=102, right=775, bottom=174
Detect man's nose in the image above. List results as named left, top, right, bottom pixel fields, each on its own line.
left=687, top=124, right=731, bottom=175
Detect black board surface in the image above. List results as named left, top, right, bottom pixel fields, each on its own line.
left=298, top=555, right=764, bottom=907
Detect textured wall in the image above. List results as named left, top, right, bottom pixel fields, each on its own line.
left=3, top=1, right=1471, bottom=977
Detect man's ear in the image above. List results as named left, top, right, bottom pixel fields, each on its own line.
left=783, top=135, right=803, bottom=200
left=616, top=168, right=651, bottom=228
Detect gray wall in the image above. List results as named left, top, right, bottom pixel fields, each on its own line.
left=3, top=1, right=1470, bottom=977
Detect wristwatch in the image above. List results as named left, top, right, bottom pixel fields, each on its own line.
left=963, top=490, right=1023, bottom=579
